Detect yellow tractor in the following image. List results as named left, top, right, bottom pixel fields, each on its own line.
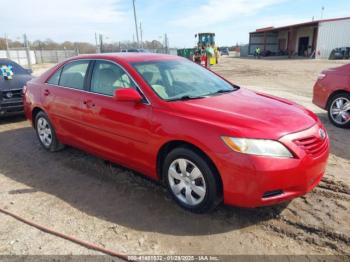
left=194, top=32, right=219, bottom=67
left=177, top=32, right=219, bottom=68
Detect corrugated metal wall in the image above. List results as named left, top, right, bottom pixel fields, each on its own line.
left=316, top=19, right=350, bottom=59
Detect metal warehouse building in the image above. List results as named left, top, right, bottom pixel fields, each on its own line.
left=248, top=17, right=350, bottom=59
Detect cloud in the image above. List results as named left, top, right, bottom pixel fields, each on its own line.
left=171, top=0, right=286, bottom=28
left=9, top=0, right=126, bottom=24
left=1, top=0, right=128, bottom=41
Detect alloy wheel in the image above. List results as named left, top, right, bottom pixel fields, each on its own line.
left=37, top=117, right=53, bottom=147
left=330, top=97, right=350, bottom=125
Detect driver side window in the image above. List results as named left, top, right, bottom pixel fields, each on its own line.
left=91, top=61, right=136, bottom=96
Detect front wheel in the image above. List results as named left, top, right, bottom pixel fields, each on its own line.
left=327, top=93, right=350, bottom=128
left=163, top=147, right=222, bottom=213
left=35, top=111, right=64, bottom=151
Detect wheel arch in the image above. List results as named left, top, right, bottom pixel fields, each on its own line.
left=156, top=140, right=223, bottom=194
left=31, top=106, right=45, bottom=128
left=326, top=89, right=350, bottom=109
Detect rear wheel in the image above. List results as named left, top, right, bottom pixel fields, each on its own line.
left=35, top=111, right=64, bottom=151
left=328, top=93, right=350, bottom=128
left=163, top=147, right=221, bottom=213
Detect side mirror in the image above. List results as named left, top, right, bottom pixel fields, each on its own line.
left=27, top=68, right=33, bottom=75
left=114, top=88, right=142, bottom=102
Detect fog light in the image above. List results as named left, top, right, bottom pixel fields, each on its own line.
left=262, top=190, right=283, bottom=198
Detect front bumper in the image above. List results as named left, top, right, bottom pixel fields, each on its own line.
left=216, top=124, right=329, bottom=208
left=0, top=98, right=24, bottom=116
left=0, top=89, right=24, bottom=117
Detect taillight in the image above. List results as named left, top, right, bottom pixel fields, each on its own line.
left=317, top=73, right=326, bottom=80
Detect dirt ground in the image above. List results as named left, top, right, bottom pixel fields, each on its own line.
left=0, top=57, right=349, bottom=257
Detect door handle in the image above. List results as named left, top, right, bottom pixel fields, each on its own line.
left=43, top=89, right=50, bottom=96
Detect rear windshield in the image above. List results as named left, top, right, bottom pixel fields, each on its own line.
left=0, top=60, right=26, bottom=74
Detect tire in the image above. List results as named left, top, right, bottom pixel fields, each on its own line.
left=35, top=111, right=64, bottom=151
left=163, top=147, right=222, bottom=213
left=327, top=93, right=350, bottom=129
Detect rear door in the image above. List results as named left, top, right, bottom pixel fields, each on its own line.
left=42, top=60, right=91, bottom=144
left=79, top=60, right=154, bottom=175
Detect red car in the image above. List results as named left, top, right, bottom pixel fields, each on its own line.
left=23, top=54, right=329, bottom=213
left=313, top=63, right=350, bottom=128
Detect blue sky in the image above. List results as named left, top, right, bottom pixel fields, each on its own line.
left=1, top=0, right=349, bottom=47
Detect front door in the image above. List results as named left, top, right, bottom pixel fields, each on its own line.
left=80, top=60, right=154, bottom=176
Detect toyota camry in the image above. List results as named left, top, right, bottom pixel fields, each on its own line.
left=23, top=54, right=329, bottom=213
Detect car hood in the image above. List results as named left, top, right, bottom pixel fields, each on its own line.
left=0, top=74, right=32, bottom=92
left=168, top=88, right=318, bottom=139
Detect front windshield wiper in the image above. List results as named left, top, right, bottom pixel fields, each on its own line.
left=199, top=89, right=234, bottom=97
left=166, top=95, right=207, bottom=102
left=211, top=89, right=234, bottom=95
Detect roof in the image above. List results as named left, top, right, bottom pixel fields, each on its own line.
left=251, top=16, right=350, bottom=34
left=0, top=58, right=13, bottom=62
left=70, top=53, right=181, bottom=63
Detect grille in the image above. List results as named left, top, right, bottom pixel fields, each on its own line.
left=0, top=89, right=23, bottom=113
left=294, top=135, right=328, bottom=157
left=0, top=89, right=23, bottom=100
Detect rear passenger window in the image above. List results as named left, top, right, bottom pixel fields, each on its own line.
left=59, top=60, right=89, bottom=90
left=47, top=68, right=62, bottom=85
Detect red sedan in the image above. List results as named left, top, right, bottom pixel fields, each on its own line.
left=313, top=63, right=350, bottom=128
left=23, top=54, right=329, bottom=213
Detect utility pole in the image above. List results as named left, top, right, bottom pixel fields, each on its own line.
left=4, top=33, right=10, bottom=59
left=164, top=33, right=169, bottom=54
left=132, top=0, right=140, bottom=47
left=23, top=34, right=32, bottom=69
left=139, top=21, right=143, bottom=48
left=99, top=34, right=104, bottom=53
left=321, top=6, right=325, bottom=19
left=74, top=43, right=79, bottom=55
left=95, top=32, right=100, bottom=53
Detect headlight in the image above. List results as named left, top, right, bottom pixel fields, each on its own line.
left=317, top=73, right=326, bottom=80
left=222, top=136, right=293, bottom=158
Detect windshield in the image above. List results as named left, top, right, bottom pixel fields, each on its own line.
left=131, top=59, right=237, bottom=101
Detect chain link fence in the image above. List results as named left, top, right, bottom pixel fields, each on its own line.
left=1, top=47, right=178, bottom=68
left=0, top=48, right=77, bottom=67
left=34, top=50, right=77, bottom=64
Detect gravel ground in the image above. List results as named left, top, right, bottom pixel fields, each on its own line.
left=0, top=57, right=349, bottom=257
